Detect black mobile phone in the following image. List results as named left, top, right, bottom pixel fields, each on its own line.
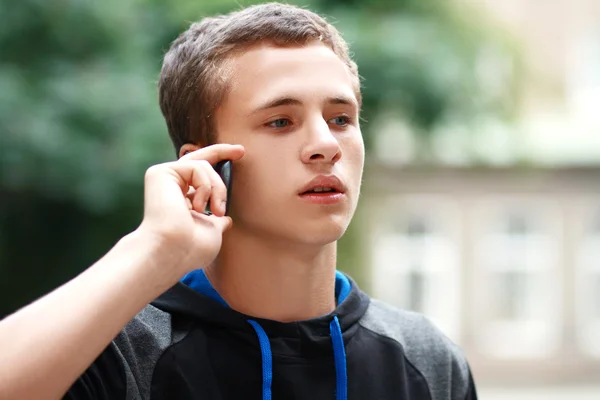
left=204, top=160, right=232, bottom=216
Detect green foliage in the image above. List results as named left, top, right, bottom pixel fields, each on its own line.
left=0, top=0, right=518, bottom=314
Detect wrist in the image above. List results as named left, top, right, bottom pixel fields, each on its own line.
left=121, top=228, right=190, bottom=291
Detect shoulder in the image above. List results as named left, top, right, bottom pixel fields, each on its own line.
left=66, top=304, right=178, bottom=400
left=112, top=304, right=179, bottom=399
left=116, top=303, right=173, bottom=350
left=359, top=298, right=475, bottom=400
left=359, top=298, right=465, bottom=364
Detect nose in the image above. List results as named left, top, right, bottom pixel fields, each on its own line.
left=300, top=118, right=342, bottom=165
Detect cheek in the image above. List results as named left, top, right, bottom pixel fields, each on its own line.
left=341, top=134, right=365, bottom=171
left=230, top=153, right=285, bottom=214
left=235, top=135, right=296, bottom=187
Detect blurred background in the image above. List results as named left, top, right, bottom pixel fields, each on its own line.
left=1, top=0, right=599, bottom=398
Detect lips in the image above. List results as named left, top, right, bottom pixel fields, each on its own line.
left=298, top=175, right=346, bottom=195
left=297, top=175, right=347, bottom=205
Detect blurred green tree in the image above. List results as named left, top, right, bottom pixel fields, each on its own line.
left=0, top=0, right=519, bottom=315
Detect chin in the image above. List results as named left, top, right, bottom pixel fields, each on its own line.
left=289, top=214, right=350, bottom=246
left=236, top=207, right=353, bottom=246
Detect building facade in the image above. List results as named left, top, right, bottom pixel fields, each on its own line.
left=360, top=164, right=600, bottom=387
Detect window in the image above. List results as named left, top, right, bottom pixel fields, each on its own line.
left=487, top=213, right=540, bottom=323
left=473, top=198, right=562, bottom=359
left=575, top=205, right=600, bottom=357
left=370, top=196, right=462, bottom=343
left=494, top=269, right=531, bottom=321
left=408, top=267, right=425, bottom=312
left=398, top=214, right=431, bottom=316
left=592, top=275, right=600, bottom=321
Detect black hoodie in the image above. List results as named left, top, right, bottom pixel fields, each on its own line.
left=65, top=270, right=478, bottom=400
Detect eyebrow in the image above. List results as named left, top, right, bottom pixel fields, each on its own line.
left=247, top=95, right=358, bottom=116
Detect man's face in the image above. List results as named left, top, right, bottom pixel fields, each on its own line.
left=215, top=41, right=364, bottom=245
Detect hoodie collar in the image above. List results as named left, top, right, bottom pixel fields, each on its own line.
left=151, top=270, right=369, bottom=349
left=152, top=269, right=367, bottom=400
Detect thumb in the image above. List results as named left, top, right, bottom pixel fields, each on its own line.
left=212, top=216, right=233, bottom=233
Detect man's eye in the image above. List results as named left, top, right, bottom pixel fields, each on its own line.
left=329, top=116, right=350, bottom=126
left=267, top=119, right=291, bottom=128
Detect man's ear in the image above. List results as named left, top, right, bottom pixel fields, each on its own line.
left=179, top=143, right=202, bottom=159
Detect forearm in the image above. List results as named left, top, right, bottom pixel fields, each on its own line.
left=0, top=230, right=183, bottom=400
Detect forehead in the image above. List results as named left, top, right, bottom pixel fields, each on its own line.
left=223, top=41, right=359, bottom=110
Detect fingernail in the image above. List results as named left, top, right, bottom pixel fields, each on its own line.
left=221, top=200, right=227, bottom=214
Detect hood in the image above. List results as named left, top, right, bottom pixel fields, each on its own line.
left=151, top=269, right=370, bottom=400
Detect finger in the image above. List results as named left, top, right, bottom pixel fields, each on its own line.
left=190, top=189, right=210, bottom=214
left=169, top=160, right=213, bottom=195
left=208, top=215, right=233, bottom=233
left=180, top=144, right=245, bottom=165
left=204, top=164, right=228, bottom=216
left=188, top=168, right=212, bottom=214
left=179, top=162, right=227, bottom=216
left=185, top=189, right=195, bottom=210
left=186, top=187, right=196, bottom=200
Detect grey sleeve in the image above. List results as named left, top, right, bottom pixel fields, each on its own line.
left=359, top=299, right=477, bottom=400
left=64, top=305, right=174, bottom=400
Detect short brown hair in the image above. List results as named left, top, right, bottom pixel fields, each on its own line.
left=158, top=2, right=360, bottom=155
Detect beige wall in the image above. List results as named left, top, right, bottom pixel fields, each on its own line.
left=361, top=164, right=600, bottom=385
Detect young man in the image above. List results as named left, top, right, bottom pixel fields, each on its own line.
left=0, top=3, right=477, bottom=400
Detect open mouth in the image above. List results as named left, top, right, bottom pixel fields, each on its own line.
left=301, top=187, right=339, bottom=195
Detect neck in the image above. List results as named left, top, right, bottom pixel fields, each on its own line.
left=205, top=227, right=338, bottom=322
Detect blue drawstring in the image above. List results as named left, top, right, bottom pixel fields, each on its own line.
left=330, top=316, right=347, bottom=400
left=248, top=320, right=273, bottom=400
left=181, top=269, right=350, bottom=400
left=247, top=317, right=347, bottom=400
